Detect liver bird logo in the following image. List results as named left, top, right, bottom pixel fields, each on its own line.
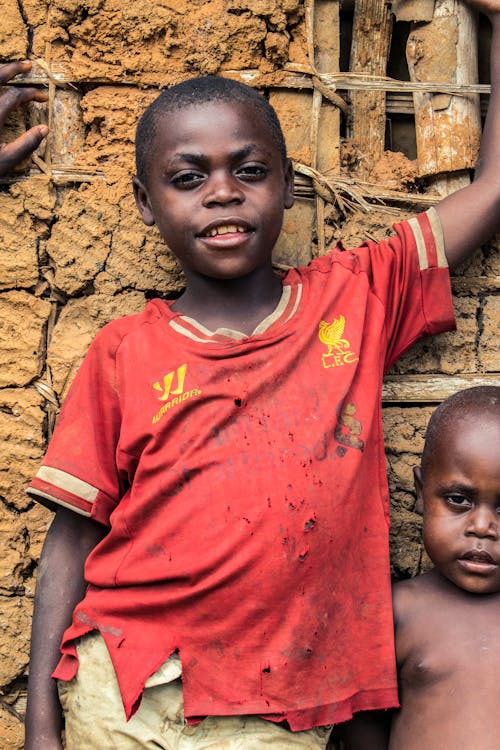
left=318, top=316, right=350, bottom=355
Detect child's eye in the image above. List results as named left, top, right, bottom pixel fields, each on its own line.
left=236, top=164, right=268, bottom=180
left=170, top=172, right=204, bottom=188
left=445, top=494, right=473, bottom=509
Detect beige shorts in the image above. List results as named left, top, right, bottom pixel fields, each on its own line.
left=57, top=632, right=332, bottom=749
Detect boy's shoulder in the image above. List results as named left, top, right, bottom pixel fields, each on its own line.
left=91, top=298, right=166, bottom=351
left=294, top=209, right=438, bottom=279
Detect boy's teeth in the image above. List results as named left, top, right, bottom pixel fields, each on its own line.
left=208, top=225, right=245, bottom=237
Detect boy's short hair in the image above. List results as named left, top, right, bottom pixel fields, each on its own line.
left=422, top=385, right=500, bottom=474
left=135, top=75, right=288, bottom=184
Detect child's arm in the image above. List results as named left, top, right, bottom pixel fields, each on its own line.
left=0, top=61, right=48, bottom=175
left=333, top=709, right=391, bottom=750
left=435, top=0, right=500, bottom=269
left=24, top=507, right=106, bottom=750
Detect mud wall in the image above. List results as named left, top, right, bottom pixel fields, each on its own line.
left=0, top=1, right=498, bottom=745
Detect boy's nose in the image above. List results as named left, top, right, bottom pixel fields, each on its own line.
left=465, top=506, right=499, bottom=538
left=203, top=171, right=244, bottom=206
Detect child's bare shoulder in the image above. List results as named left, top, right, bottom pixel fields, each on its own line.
left=392, top=569, right=440, bottom=625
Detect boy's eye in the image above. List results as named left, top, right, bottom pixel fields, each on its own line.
left=445, top=494, right=473, bottom=509
left=170, top=172, right=204, bottom=188
left=236, top=164, right=268, bottom=180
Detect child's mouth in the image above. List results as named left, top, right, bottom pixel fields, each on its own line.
left=202, top=224, right=248, bottom=238
left=458, top=550, right=498, bottom=574
left=197, top=226, right=253, bottom=250
left=198, top=220, right=253, bottom=245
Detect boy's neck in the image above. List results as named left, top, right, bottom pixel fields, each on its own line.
left=171, top=266, right=284, bottom=336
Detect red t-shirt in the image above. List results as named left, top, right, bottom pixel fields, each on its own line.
left=28, top=210, right=455, bottom=730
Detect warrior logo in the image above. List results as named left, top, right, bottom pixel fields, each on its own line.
left=152, top=364, right=201, bottom=424
left=153, top=364, right=187, bottom=401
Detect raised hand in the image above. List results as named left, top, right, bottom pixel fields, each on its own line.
left=465, top=0, right=500, bottom=17
left=0, top=60, right=48, bottom=176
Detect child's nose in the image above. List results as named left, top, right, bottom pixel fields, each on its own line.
left=465, top=506, right=499, bottom=538
left=203, top=171, right=244, bottom=206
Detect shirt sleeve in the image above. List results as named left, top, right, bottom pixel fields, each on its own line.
left=354, top=207, right=455, bottom=372
left=27, top=324, right=125, bottom=527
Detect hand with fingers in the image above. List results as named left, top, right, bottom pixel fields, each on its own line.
left=0, top=59, right=48, bottom=177
left=465, top=0, right=500, bottom=16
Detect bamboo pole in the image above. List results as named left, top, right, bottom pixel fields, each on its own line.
left=311, top=0, right=341, bottom=254
left=271, top=0, right=341, bottom=264
left=349, top=0, right=393, bottom=177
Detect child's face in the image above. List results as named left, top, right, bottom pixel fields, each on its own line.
left=416, top=414, right=500, bottom=594
left=133, top=100, right=294, bottom=282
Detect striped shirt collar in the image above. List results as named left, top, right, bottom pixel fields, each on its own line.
left=169, top=282, right=302, bottom=344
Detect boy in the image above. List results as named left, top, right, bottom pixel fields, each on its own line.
left=334, top=386, right=500, bottom=750
left=24, top=1, right=500, bottom=748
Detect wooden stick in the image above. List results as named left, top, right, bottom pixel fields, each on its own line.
left=349, top=0, right=393, bottom=177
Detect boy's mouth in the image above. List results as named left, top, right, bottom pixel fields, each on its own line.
left=202, top=224, right=248, bottom=238
left=198, top=220, right=252, bottom=239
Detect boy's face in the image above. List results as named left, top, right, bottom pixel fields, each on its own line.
left=416, top=414, right=500, bottom=594
left=133, top=100, right=294, bottom=282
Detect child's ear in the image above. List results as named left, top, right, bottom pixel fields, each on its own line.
left=132, top=176, right=155, bottom=226
left=284, top=158, right=294, bottom=209
left=413, top=465, right=424, bottom=516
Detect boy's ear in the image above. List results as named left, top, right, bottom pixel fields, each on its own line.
left=413, top=465, right=424, bottom=516
left=132, top=176, right=155, bottom=227
left=284, top=158, right=294, bottom=209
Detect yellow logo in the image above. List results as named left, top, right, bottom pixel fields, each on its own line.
left=318, top=315, right=359, bottom=369
left=154, top=363, right=187, bottom=401
left=152, top=364, right=201, bottom=424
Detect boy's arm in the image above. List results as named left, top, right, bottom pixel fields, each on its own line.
left=24, top=507, right=106, bottom=750
left=435, top=1, right=500, bottom=269
left=0, top=61, right=48, bottom=176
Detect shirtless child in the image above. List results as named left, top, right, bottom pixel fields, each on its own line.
left=335, top=385, right=500, bottom=750
left=390, top=386, right=500, bottom=750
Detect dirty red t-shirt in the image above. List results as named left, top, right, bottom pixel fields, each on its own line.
left=28, top=210, right=455, bottom=730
